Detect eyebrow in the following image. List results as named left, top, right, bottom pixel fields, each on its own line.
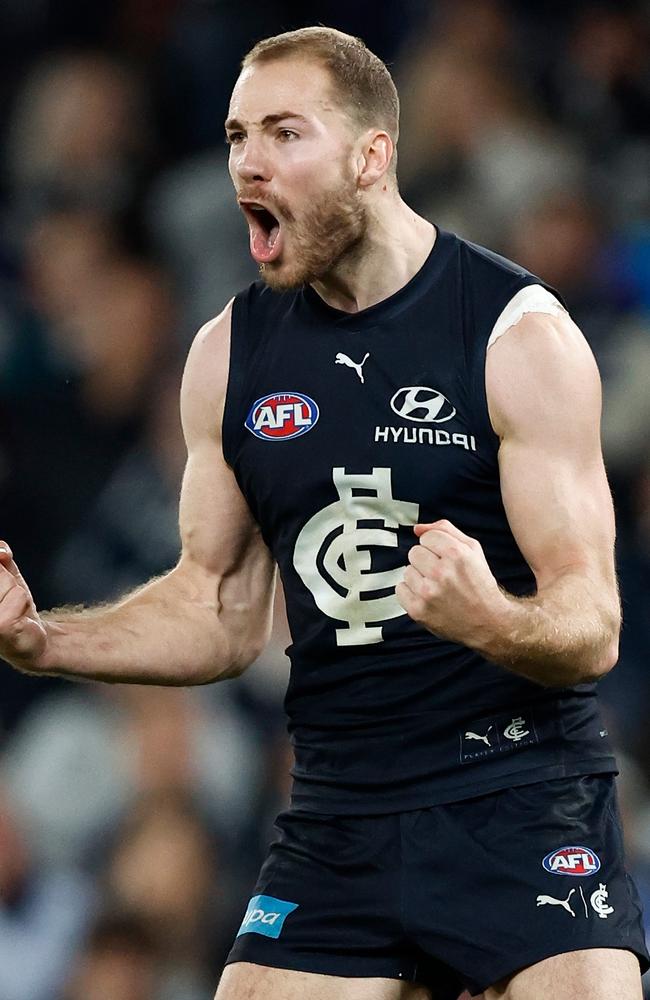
left=224, top=111, right=309, bottom=132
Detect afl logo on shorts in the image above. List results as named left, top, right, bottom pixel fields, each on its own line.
left=245, top=392, right=319, bottom=441
left=542, top=846, right=601, bottom=877
left=390, top=387, right=456, bottom=423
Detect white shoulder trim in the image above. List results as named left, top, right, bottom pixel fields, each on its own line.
left=487, top=284, right=567, bottom=350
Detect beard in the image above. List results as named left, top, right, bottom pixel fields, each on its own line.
left=258, top=171, right=368, bottom=291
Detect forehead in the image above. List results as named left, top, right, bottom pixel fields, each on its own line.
left=228, top=57, right=344, bottom=125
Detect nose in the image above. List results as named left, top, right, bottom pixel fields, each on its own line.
left=231, top=136, right=271, bottom=184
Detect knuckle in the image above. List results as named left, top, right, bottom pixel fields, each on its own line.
left=395, top=582, right=407, bottom=604
left=411, top=598, right=426, bottom=621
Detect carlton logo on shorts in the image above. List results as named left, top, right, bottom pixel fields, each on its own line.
left=245, top=392, right=319, bottom=441
left=236, top=894, right=299, bottom=939
left=542, top=846, right=601, bottom=876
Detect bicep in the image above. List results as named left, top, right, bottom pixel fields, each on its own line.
left=176, top=304, right=275, bottom=649
left=178, top=436, right=273, bottom=586
left=487, top=311, right=616, bottom=592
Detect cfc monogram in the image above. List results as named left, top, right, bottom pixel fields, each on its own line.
left=504, top=717, right=530, bottom=742
left=293, top=468, right=419, bottom=646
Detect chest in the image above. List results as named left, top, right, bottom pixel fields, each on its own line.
left=231, top=311, right=497, bottom=553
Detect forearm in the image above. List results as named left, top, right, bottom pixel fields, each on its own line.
left=29, top=564, right=258, bottom=686
left=477, top=572, right=620, bottom=687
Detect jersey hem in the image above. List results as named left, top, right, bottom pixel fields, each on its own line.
left=289, top=757, right=618, bottom=816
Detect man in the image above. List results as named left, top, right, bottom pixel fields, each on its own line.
left=0, top=25, right=647, bottom=1000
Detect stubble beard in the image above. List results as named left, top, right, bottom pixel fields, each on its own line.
left=259, top=174, right=368, bottom=292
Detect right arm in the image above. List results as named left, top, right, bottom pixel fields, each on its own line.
left=0, top=301, right=277, bottom=685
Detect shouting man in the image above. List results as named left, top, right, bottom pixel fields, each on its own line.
left=0, top=26, right=647, bottom=1000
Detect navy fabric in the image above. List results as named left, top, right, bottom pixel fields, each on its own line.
left=225, top=776, right=649, bottom=995
left=223, top=227, right=617, bottom=814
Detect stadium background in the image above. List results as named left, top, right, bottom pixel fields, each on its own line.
left=0, top=0, right=649, bottom=997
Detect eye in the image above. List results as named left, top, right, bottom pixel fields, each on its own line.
left=226, top=131, right=245, bottom=146
left=278, top=128, right=298, bottom=142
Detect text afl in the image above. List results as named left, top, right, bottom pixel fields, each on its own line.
left=542, top=846, right=601, bottom=877
left=245, top=392, right=320, bottom=441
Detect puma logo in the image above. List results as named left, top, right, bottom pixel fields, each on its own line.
left=536, top=889, right=575, bottom=916
left=335, top=352, right=370, bottom=384
left=464, top=727, right=493, bottom=746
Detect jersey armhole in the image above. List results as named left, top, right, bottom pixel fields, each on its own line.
left=487, top=284, right=567, bottom=350
left=221, top=292, right=248, bottom=469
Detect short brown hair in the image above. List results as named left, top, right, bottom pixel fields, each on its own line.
left=242, top=26, right=400, bottom=146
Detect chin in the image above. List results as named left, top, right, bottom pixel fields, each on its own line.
left=259, top=260, right=309, bottom=291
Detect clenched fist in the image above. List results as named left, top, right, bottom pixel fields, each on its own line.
left=396, top=520, right=508, bottom=648
left=0, top=543, right=47, bottom=668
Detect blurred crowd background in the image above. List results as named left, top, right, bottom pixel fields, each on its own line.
left=0, top=0, right=649, bottom=997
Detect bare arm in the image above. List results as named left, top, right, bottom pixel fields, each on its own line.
left=0, top=301, right=276, bottom=685
left=397, top=310, right=619, bottom=686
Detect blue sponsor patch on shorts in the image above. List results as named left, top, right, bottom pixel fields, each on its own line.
left=236, top=894, right=299, bottom=939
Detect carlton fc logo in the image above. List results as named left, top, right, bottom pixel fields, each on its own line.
left=294, top=467, right=419, bottom=646
left=245, top=392, right=319, bottom=441
left=390, top=386, right=456, bottom=423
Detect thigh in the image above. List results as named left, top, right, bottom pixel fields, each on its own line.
left=483, top=947, right=642, bottom=1000
left=216, top=962, right=432, bottom=1000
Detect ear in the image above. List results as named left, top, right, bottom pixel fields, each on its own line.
left=357, top=131, right=394, bottom=188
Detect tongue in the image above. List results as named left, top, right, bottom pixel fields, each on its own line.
left=250, top=222, right=282, bottom=264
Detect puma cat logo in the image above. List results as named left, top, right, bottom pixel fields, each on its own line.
left=335, top=352, right=370, bottom=384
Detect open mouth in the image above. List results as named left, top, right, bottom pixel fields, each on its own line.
left=240, top=202, right=283, bottom=264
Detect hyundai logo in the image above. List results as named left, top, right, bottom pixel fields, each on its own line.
left=390, top=386, right=456, bottom=423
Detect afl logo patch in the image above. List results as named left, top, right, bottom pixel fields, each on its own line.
left=245, top=392, right=319, bottom=441
left=390, top=386, right=456, bottom=423
left=542, top=846, right=601, bottom=877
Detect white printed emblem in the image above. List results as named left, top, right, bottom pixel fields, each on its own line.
left=504, top=717, right=530, bottom=742
left=536, top=889, right=576, bottom=916
left=293, top=468, right=419, bottom=646
left=242, top=908, right=281, bottom=927
left=335, top=352, right=370, bottom=384
left=464, top=727, right=493, bottom=746
left=590, top=883, right=614, bottom=919
left=390, top=386, right=456, bottom=423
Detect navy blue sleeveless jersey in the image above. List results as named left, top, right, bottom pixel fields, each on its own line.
left=222, top=227, right=617, bottom=814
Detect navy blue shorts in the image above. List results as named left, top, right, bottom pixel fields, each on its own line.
left=225, top=775, right=649, bottom=997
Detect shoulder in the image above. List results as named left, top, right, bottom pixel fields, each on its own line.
left=456, top=233, right=537, bottom=282
left=488, top=285, right=566, bottom=350
left=443, top=230, right=562, bottom=316
left=486, top=309, right=601, bottom=442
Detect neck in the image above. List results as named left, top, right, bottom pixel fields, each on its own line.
left=310, top=194, right=435, bottom=313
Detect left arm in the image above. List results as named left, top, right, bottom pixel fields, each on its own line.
left=396, top=311, right=620, bottom=686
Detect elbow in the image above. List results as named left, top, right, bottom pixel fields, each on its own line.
left=575, top=634, right=619, bottom=685
left=207, top=628, right=270, bottom=683
left=228, top=631, right=270, bottom=678
left=592, top=637, right=619, bottom=680
left=593, top=607, right=621, bottom=679
left=576, top=598, right=621, bottom=683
